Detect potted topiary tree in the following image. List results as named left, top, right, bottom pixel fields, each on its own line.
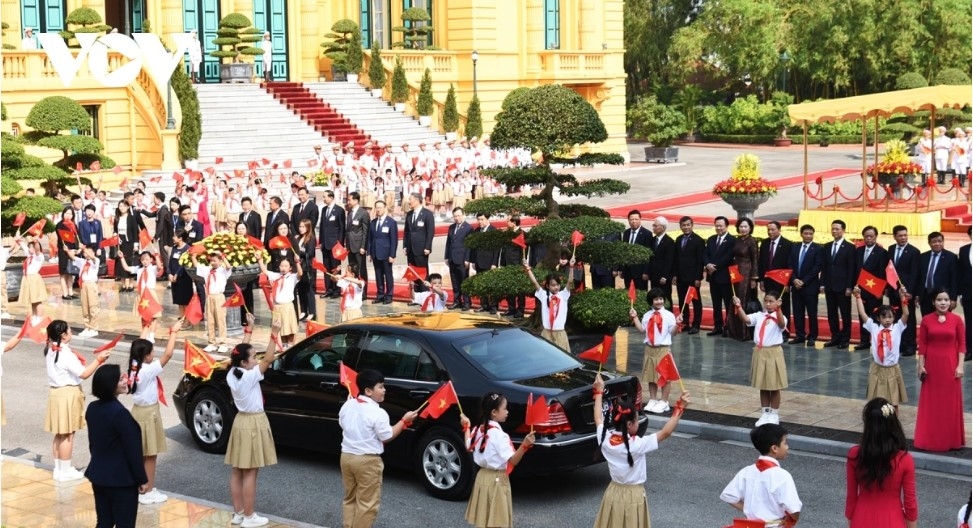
left=210, top=13, right=264, bottom=83
left=367, top=40, right=385, bottom=97
left=1, top=22, right=17, bottom=50
left=59, top=7, right=109, bottom=48
left=320, top=19, right=359, bottom=82
left=465, top=94, right=483, bottom=139
left=344, top=31, right=363, bottom=83
left=391, top=58, right=409, bottom=112
left=23, top=96, right=116, bottom=173
left=392, top=7, right=434, bottom=49
left=442, top=84, right=459, bottom=140
left=417, top=68, right=434, bottom=126
left=770, top=91, right=794, bottom=147
left=627, top=95, right=684, bottom=163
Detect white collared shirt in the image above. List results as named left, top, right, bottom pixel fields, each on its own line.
left=720, top=456, right=802, bottom=525
left=339, top=395, right=393, bottom=455
left=20, top=245, right=44, bottom=274
left=640, top=309, right=677, bottom=346
left=46, top=344, right=84, bottom=387
left=73, top=257, right=100, bottom=285
left=746, top=312, right=787, bottom=347
left=132, top=360, right=164, bottom=406
left=415, top=290, right=447, bottom=312
left=468, top=420, right=515, bottom=471
left=227, top=366, right=265, bottom=413
left=535, top=289, right=570, bottom=330
left=337, top=279, right=363, bottom=310
left=863, top=319, right=906, bottom=366
left=130, top=265, right=159, bottom=292
left=196, top=264, right=229, bottom=295
left=597, top=425, right=659, bottom=485
left=265, top=271, right=297, bottom=304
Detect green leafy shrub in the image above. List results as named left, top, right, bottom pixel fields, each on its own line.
left=1, top=22, right=15, bottom=50
left=443, top=84, right=459, bottom=132
left=501, top=87, right=530, bottom=111
left=627, top=95, right=685, bottom=147
left=699, top=95, right=780, bottom=136
left=393, top=7, right=434, bottom=49
left=570, top=287, right=650, bottom=334
left=492, top=84, right=608, bottom=156
left=1, top=174, right=23, bottom=197
left=345, top=31, right=363, bottom=75
left=321, top=19, right=359, bottom=73
left=934, top=68, right=971, bottom=86
left=465, top=94, right=483, bottom=138
left=23, top=96, right=114, bottom=167
left=210, top=13, right=263, bottom=63
left=60, top=7, right=109, bottom=47
left=368, top=41, right=385, bottom=90
left=0, top=195, right=64, bottom=235
left=172, top=64, right=201, bottom=161
left=417, top=68, right=434, bottom=116
left=462, top=265, right=547, bottom=298
left=55, top=153, right=117, bottom=173
left=391, top=58, right=409, bottom=104
left=895, top=72, right=928, bottom=91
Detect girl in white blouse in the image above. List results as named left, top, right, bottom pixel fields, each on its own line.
left=591, top=374, right=689, bottom=528
left=118, top=251, right=164, bottom=342
left=14, top=236, right=47, bottom=320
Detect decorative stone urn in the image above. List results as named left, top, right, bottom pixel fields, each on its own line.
left=719, top=194, right=771, bottom=221
left=220, top=63, right=255, bottom=84
left=189, top=264, right=261, bottom=337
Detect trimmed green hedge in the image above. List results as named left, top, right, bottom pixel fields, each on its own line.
left=700, top=133, right=904, bottom=145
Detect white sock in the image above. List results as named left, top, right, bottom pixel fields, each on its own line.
left=764, top=407, right=772, bottom=414
left=771, top=408, right=779, bottom=415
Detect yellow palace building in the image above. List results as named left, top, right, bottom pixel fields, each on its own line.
left=1, top=0, right=627, bottom=172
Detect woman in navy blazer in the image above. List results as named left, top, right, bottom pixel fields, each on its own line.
left=85, top=364, right=148, bottom=528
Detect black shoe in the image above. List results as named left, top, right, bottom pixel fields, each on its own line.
left=853, top=343, right=869, bottom=351
left=806, top=338, right=817, bottom=346
left=489, top=309, right=497, bottom=314
left=382, top=299, right=392, bottom=304
left=62, top=295, right=71, bottom=300
left=838, top=342, right=850, bottom=348
left=787, top=338, right=804, bottom=345
left=687, top=328, right=699, bottom=335
left=372, top=299, right=384, bottom=304
left=706, top=329, right=723, bottom=336
left=447, top=303, right=461, bottom=310
left=298, top=314, right=308, bottom=322
left=513, top=311, right=524, bottom=318
left=407, top=302, right=419, bottom=307
left=319, top=294, right=329, bottom=299
left=823, top=341, right=839, bottom=347
left=966, top=354, right=971, bottom=362
left=476, top=307, right=490, bottom=312
left=462, top=305, right=472, bottom=311
left=502, top=311, right=516, bottom=317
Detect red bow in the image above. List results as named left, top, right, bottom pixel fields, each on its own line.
left=613, top=407, right=632, bottom=422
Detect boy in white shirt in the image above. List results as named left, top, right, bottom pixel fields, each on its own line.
left=413, top=273, right=448, bottom=312
left=630, top=288, right=679, bottom=414
left=190, top=252, right=231, bottom=352
left=720, top=424, right=802, bottom=527
left=69, top=246, right=102, bottom=337
left=734, top=291, right=788, bottom=427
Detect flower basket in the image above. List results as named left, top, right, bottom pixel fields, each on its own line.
left=712, top=154, right=777, bottom=220
left=179, top=233, right=270, bottom=270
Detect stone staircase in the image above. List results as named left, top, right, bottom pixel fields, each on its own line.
left=263, top=81, right=371, bottom=148
left=304, top=82, right=443, bottom=146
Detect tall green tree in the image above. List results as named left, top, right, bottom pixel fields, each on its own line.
left=624, top=0, right=701, bottom=100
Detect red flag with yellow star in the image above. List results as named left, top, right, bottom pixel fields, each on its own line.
left=306, top=319, right=329, bottom=338
left=222, top=283, right=245, bottom=308
left=419, top=381, right=459, bottom=419
left=269, top=235, right=292, bottom=250
left=857, top=269, right=887, bottom=298
left=578, top=335, right=613, bottom=364
left=183, top=340, right=217, bottom=380
left=22, top=316, right=52, bottom=344
left=339, top=361, right=359, bottom=397
left=137, top=293, right=162, bottom=322
left=728, top=264, right=744, bottom=284
left=764, top=269, right=793, bottom=287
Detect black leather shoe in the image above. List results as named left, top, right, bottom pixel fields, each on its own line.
left=476, top=307, right=490, bottom=312
left=823, top=341, right=838, bottom=347
left=853, top=343, right=869, bottom=351
left=687, top=328, right=699, bottom=335
left=806, top=338, right=817, bottom=346
left=319, top=294, right=329, bottom=299
left=372, top=299, right=384, bottom=304
left=838, top=342, right=850, bottom=348
left=382, top=299, right=392, bottom=304
left=706, top=329, right=723, bottom=336
left=502, top=311, right=516, bottom=317
left=447, top=303, right=460, bottom=310
left=787, top=338, right=805, bottom=345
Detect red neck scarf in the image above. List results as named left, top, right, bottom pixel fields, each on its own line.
left=758, top=313, right=777, bottom=347
left=206, top=269, right=217, bottom=294
left=422, top=292, right=437, bottom=312
left=341, top=284, right=355, bottom=311
left=80, top=260, right=92, bottom=289
left=548, top=295, right=561, bottom=330
left=877, top=328, right=892, bottom=364
left=647, top=311, right=663, bottom=345
left=755, top=458, right=778, bottom=472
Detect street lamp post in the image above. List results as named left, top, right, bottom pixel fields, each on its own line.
left=779, top=51, right=790, bottom=94
left=166, top=80, right=176, bottom=130
left=471, top=50, right=478, bottom=96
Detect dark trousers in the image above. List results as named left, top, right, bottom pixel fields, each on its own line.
left=676, top=281, right=703, bottom=329
left=322, top=248, right=340, bottom=294
left=918, top=290, right=940, bottom=317
left=373, top=259, right=393, bottom=301
left=240, top=280, right=255, bottom=325
left=93, top=484, right=139, bottom=528
left=297, top=271, right=316, bottom=317
left=591, top=272, right=615, bottom=289
left=504, top=294, right=526, bottom=314
left=408, top=253, right=430, bottom=293
left=349, top=252, right=368, bottom=298
left=622, top=275, right=648, bottom=293
left=858, top=291, right=882, bottom=344
left=650, top=279, right=673, bottom=309
left=709, top=281, right=733, bottom=331
left=448, top=261, right=469, bottom=306
left=790, top=287, right=819, bottom=339
left=475, top=266, right=494, bottom=310
left=825, top=290, right=852, bottom=343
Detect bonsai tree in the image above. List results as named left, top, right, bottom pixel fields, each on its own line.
left=769, top=91, right=794, bottom=139
left=320, top=19, right=359, bottom=73
left=626, top=95, right=684, bottom=148
left=23, top=96, right=114, bottom=169
left=210, top=13, right=264, bottom=63
left=1, top=22, right=16, bottom=50
left=344, top=31, right=364, bottom=76
left=462, top=85, right=645, bottom=333
left=368, top=41, right=386, bottom=91
left=442, top=84, right=459, bottom=133
left=391, top=58, right=409, bottom=105
left=465, top=94, right=483, bottom=138
left=1, top=135, right=77, bottom=203
left=417, top=68, right=434, bottom=117
left=393, top=7, right=434, bottom=49
left=59, top=7, right=109, bottom=48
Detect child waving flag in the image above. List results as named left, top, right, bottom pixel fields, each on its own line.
left=733, top=291, right=788, bottom=427
left=526, top=259, right=574, bottom=351
left=630, top=288, right=679, bottom=414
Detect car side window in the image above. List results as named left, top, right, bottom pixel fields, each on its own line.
left=358, top=333, right=434, bottom=380
left=284, top=330, right=365, bottom=373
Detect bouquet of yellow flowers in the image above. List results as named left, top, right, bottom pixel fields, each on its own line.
left=712, top=154, right=778, bottom=197
left=179, top=233, right=270, bottom=269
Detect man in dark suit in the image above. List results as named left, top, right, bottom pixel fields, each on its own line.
left=263, top=197, right=290, bottom=248
left=917, top=231, right=958, bottom=315
left=444, top=207, right=473, bottom=310
left=959, top=227, right=971, bottom=361
left=758, top=221, right=793, bottom=336
left=502, top=215, right=527, bottom=318
left=345, top=191, right=370, bottom=299
left=853, top=225, right=889, bottom=350
left=590, top=231, right=620, bottom=289
left=673, top=216, right=705, bottom=333
left=621, top=210, right=653, bottom=292
left=139, top=191, right=173, bottom=246
left=368, top=200, right=397, bottom=304
left=470, top=213, right=499, bottom=313
left=788, top=224, right=822, bottom=345
left=318, top=190, right=345, bottom=298
left=647, top=216, right=675, bottom=307
left=238, top=197, right=262, bottom=239
left=290, top=187, right=319, bottom=234
left=703, top=216, right=736, bottom=336
left=404, top=192, right=436, bottom=293
left=821, top=219, right=856, bottom=348
left=887, top=225, right=921, bottom=355
left=176, top=205, right=204, bottom=245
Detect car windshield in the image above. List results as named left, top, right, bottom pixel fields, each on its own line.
left=451, top=328, right=581, bottom=381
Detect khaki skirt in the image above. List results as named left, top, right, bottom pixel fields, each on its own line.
left=385, top=191, right=396, bottom=208
left=867, top=362, right=907, bottom=405
left=453, top=192, right=467, bottom=209
left=540, top=329, right=570, bottom=352
left=212, top=201, right=228, bottom=224
left=341, top=308, right=363, bottom=322
left=594, top=481, right=651, bottom=528
left=20, top=274, right=47, bottom=305
left=224, top=411, right=277, bottom=469
left=362, top=190, right=376, bottom=209
left=444, top=186, right=455, bottom=202
left=465, top=468, right=512, bottom=528
left=641, top=346, right=671, bottom=386
left=432, top=190, right=445, bottom=206
left=44, top=385, right=85, bottom=434
left=750, top=345, right=788, bottom=391
left=272, top=302, right=299, bottom=336
left=131, top=402, right=167, bottom=456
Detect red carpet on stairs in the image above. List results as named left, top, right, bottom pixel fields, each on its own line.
left=262, top=82, right=371, bottom=150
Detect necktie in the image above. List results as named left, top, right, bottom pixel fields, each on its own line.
left=245, top=212, right=249, bottom=222
left=864, top=246, right=872, bottom=263
left=832, top=241, right=839, bottom=259
left=300, top=202, right=305, bottom=214
left=548, top=295, right=560, bottom=330
left=769, top=240, right=776, bottom=263
left=926, top=252, right=939, bottom=289
left=629, top=230, right=636, bottom=244
left=647, top=311, right=662, bottom=345
left=681, top=235, right=688, bottom=249
left=717, top=235, right=723, bottom=246
left=798, top=244, right=808, bottom=271
left=895, top=245, right=902, bottom=264
left=758, top=314, right=777, bottom=347
left=877, top=328, right=891, bottom=364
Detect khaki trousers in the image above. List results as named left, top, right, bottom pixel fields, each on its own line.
left=340, top=453, right=384, bottom=528
left=80, top=282, right=99, bottom=330
left=205, top=293, right=226, bottom=344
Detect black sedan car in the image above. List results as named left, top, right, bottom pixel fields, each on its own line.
left=173, top=312, right=645, bottom=500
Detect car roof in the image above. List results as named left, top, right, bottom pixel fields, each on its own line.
left=340, top=312, right=516, bottom=335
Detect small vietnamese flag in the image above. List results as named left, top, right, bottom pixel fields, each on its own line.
left=138, top=228, right=153, bottom=249
left=331, top=240, right=349, bottom=261
left=728, top=264, right=744, bottom=284
left=764, top=269, right=793, bottom=287
left=222, top=283, right=245, bottom=308
left=184, top=294, right=204, bottom=325
left=684, top=285, right=699, bottom=304
left=215, top=156, right=224, bottom=164
left=402, top=265, right=427, bottom=282
left=113, top=165, right=122, bottom=175
left=885, top=261, right=900, bottom=290
left=283, top=159, right=292, bottom=169
left=578, top=335, right=613, bottom=364
left=339, top=361, right=359, bottom=397
left=11, top=212, right=26, bottom=228
left=655, top=352, right=681, bottom=387
left=246, top=235, right=264, bottom=250
left=306, top=320, right=328, bottom=338
left=57, top=228, right=77, bottom=245
left=570, top=230, right=584, bottom=247
left=419, top=381, right=459, bottom=419
left=137, top=293, right=163, bottom=322
left=99, top=235, right=120, bottom=248
left=248, top=160, right=258, bottom=170
left=184, top=340, right=218, bottom=380
left=22, top=316, right=53, bottom=344
left=93, top=333, right=124, bottom=355
left=234, top=169, right=245, bottom=179
left=25, top=219, right=47, bottom=237
left=627, top=282, right=637, bottom=305
left=269, top=235, right=292, bottom=250
left=307, top=158, right=319, bottom=168
left=511, top=232, right=527, bottom=249
left=857, top=269, right=887, bottom=298
left=311, top=259, right=327, bottom=274
left=524, top=393, right=550, bottom=427
left=261, top=158, right=271, bottom=166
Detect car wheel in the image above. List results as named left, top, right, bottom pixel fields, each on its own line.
left=416, top=426, right=473, bottom=501
left=188, top=389, right=235, bottom=454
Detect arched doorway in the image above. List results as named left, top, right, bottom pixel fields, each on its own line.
left=104, top=0, right=145, bottom=35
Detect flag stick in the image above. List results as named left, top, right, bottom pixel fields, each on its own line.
left=571, top=242, right=577, bottom=260
left=455, top=396, right=465, bottom=416
left=416, top=399, right=430, bottom=411
left=677, top=378, right=685, bottom=392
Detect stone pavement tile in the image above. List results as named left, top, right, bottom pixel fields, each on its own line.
left=1, top=509, right=56, bottom=527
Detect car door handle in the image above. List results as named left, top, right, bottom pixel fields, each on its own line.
left=409, top=389, right=431, bottom=398
left=320, top=381, right=339, bottom=390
